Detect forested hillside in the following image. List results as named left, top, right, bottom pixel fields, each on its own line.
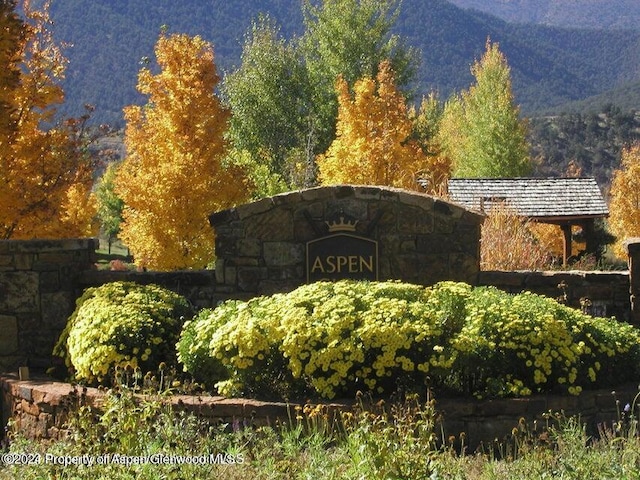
left=530, top=107, right=640, bottom=188
left=44, top=0, right=640, bottom=126
left=47, top=0, right=304, bottom=126
left=448, top=0, right=640, bottom=30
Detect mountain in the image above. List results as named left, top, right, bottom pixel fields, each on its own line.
left=399, top=1, right=640, bottom=112
left=447, top=0, right=640, bottom=30
left=43, top=0, right=640, bottom=126
left=537, top=80, right=640, bottom=115
left=47, top=0, right=305, bottom=126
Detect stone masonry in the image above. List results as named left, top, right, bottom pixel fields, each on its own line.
left=2, top=373, right=636, bottom=451
left=0, top=239, right=97, bottom=372
left=3, top=193, right=640, bottom=451
left=209, top=185, right=484, bottom=296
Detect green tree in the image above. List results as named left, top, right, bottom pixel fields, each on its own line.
left=442, top=40, right=530, bottom=178
left=94, top=161, right=124, bottom=253
left=300, top=0, right=419, bottom=154
left=224, top=1, right=418, bottom=195
left=222, top=16, right=314, bottom=195
left=410, top=92, right=452, bottom=195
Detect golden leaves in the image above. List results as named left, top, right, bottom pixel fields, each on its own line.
left=0, top=0, right=96, bottom=239
left=317, top=60, right=427, bottom=191
left=609, top=143, right=640, bottom=258
left=116, top=33, right=250, bottom=271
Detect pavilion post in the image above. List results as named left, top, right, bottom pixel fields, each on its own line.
left=561, top=223, right=572, bottom=266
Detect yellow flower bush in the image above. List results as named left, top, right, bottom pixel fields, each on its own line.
left=179, top=281, right=469, bottom=399
left=54, top=282, right=193, bottom=383
left=178, top=280, right=640, bottom=400
left=452, top=287, right=640, bottom=397
left=177, top=296, right=295, bottom=396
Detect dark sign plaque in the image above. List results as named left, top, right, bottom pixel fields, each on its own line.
left=306, top=233, right=378, bottom=282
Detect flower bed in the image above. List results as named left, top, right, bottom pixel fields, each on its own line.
left=2, top=373, right=638, bottom=452
left=178, top=280, right=640, bottom=400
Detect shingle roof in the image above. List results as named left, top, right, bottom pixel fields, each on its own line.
left=447, top=177, right=609, bottom=221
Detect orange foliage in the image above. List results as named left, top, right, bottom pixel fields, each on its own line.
left=528, top=222, right=584, bottom=260
left=609, top=143, right=640, bottom=258
left=317, top=61, right=428, bottom=191
left=0, top=0, right=97, bottom=239
left=115, top=33, right=250, bottom=271
left=481, top=204, right=552, bottom=271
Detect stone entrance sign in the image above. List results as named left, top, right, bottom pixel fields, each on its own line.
left=307, top=232, right=378, bottom=282
left=208, top=185, right=484, bottom=296
left=307, top=212, right=378, bottom=282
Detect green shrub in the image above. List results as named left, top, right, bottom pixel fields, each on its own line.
left=54, top=281, right=193, bottom=383
left=178, top=280, right=640, bottom=400
left=453, top=287, right=640, bottom=397
left=176, top=307, right=231, bottom=388
left=178, top=280, right=472, bottom=399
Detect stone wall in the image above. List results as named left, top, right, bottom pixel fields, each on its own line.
left=209, top=185, right=484, bottom=295
left=0, top=250, right=235, bottom=373
left=626, top=238, right=640, bottom=325
left=0, top=239, right=98, bottom=372
left=2, top=374, right=636, bottom=451
left=0, top=374, right=295, bottom=442
left=77, top=269, right=223, bottom=308
left=478, top=270, right=632, bottom=323
left=2, top=211, right=640, bottom=375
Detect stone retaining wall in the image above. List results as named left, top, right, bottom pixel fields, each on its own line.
left=0, top=375, right=295, bottom=442
left=2, top=374, right=636, bottom=451
left=478, top=270, right=632, bottom=322
left=0, top=239, right=98, bottom=372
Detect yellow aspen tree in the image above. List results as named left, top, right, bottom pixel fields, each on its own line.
left=0, top=0, right=97, bottom=239
left=437, top=96, right=466, bottom=179
left=0, top=0, right=24, bottom=138
left=528, top=222, right=583, bottom=262
left=317, top=60, right=427, bottom=190
left=115, top=33, right=250, bottom=271
left=609, top=143, right=640, bottom=258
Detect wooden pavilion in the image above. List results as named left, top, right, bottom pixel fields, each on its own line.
left=447, top=177, right=609, bottom=266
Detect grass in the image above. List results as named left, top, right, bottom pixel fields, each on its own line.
left=94, top=236, right=132, bottom=270
left=2, top=387, right=640, bottom=480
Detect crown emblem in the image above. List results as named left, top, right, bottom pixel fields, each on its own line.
left=326, top=216, right=358, bottom=232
